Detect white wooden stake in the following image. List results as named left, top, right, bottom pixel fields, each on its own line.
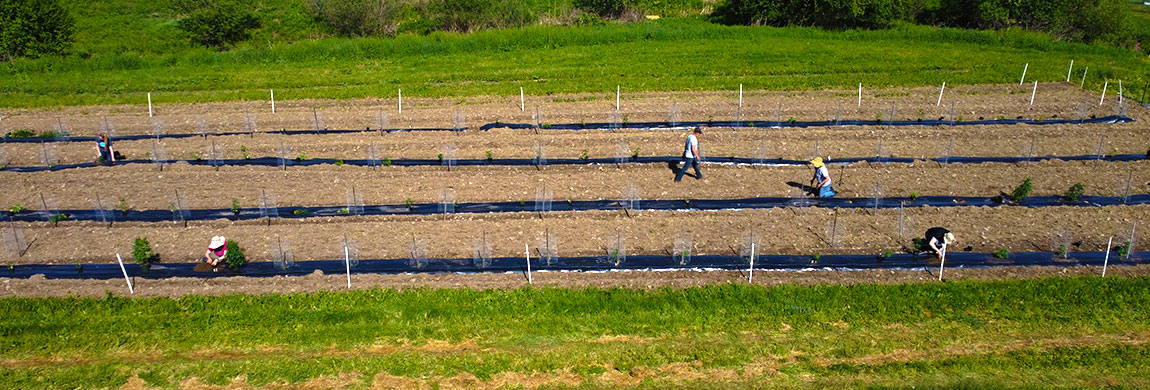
left=937, top=244, right=947, bottom=282
left=858, top=83, right=862, bottom=107
left=520, top=87, right=525, bottom=112
left=1103, top=236, right=1112, bottom=277
left=1030, top=81, right=1038, bottom=105
left=616, top=85, right=620, bottom=111
left=1081, top=67, right=1088, bottom=88
left=525, top=243, right=532, bottom=284
left=116, top=253, right=134, bottom=294
left=1118, top=80, right=1123, bottom=106
left=936, top=82, right=946, bottom=106
left=1066, top=60, right=1074, bottom=82
left=739, top=84, right=743, bottom=110
left=748, top=242, right=755, bottom=284
left=147, top=93, right=153, bottom=117
left=1100, top=81, right=1108, bottom=106
left=1019, top=63, right=1028, bottom=85
left=270, top=89, right=276, bottom=113
left=344, top=246, right=351, bottom=288
left=398, top=89, right=402, bottom=114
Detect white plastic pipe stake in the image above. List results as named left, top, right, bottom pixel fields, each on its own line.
left=398, top=89, right=402, bottom=114
left=116, top=253, right=134, bottom=294
left=937, top=244, right=947, bottom=282
left=1066, top=60, right=1074, bottom=82
left=344, top=246, right=351, bottom=288
left=739, top=84, right=743, bottom=109
left=936, top=82, right=946, bottom=106
left=1030, top=81, right=1038, bottom=105
left=147, top=93, right=153, bottom=117
left=525, top=244, right=532, bottom=284
left=858, top=83, right=862, bottom=107
left=520, top=87, right=525, bottom=112
left=1100, top=81, right=1108, bottom=106
left=270, top=89, right=276, bottom=113
left=1103, top=236, right=1112, bottom=277
left=1019, top=63, right=1028, bottom=85
left=1118, top=80, right=1123, bottom=105
left=616, top=85, right=620, bottom=111
left=748, top=242, right=755, bottom=284
left=1081, top=67, right=1088, bottom=88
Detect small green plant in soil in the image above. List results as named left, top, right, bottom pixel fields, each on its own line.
left=9, top=204, right=25, bottom=213
left=878, top=249, right=894, bottom=261
left=7, top=129, right=35, bottom=138
left=223, top=240, right=246, bottom=269
left=1064, top=182, right=1085, bottom=202
left=191, top=152, right=203, bottom=162
left=787, top=117, right=797, bottom=124
left=1009, top=177, right=1032, bottom=203
left=957, top=115, right=964, bottom=122
left=1115, top=241, right=1132, bottom=258
left=37, top=130, right=62, bottom=138
left=1054, top=244, right=1068, bottom=259
left=405, top=198, right=414, bottom=210
left=684, top=197, right=691, bottom=206
left=911, top=237, right=926, bottom=252
left=75, top=262, right=82, bottom=271
left=580, top=149, right=589, bottom=160
left=519, top=200, right=526, bottom=207
left=909, top=192, right=920, bottom=200
left=874, top=112, right=882, bottom=124
left=485, top=150, right=493, bottom=161
left=437, top=154, right=443, bottom=163
left=631, top=147, right=640, bottom=159
left=132, top=237, right=157, bottom=270
left=240, top=145, right=249, bottom=159
left=382, top=158, right=392, bottom=167
left=994, top=248, right=1010, bottom=259
left=295, top=153, right=307, bottom=161
left=609, top=248, right=623, bottom=264
left=231, top=199, right=241, bottom=215
left=118, top=197, right=130, bottom=215
left=293, top=209, right=309, bottom=215
left=747, top=122, right=755, bottom=127
left=541, top=123, right=552, bottom=129
left=334, top=159, right=344, bottom=166
left=337, top=208, right=349, bottom=215
left=49, top=213, right=67, bottom=224
left=811, top=253, right=821, bottom=264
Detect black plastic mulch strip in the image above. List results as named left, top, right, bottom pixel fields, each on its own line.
left=3, top=153, right=1146, bottom=173
left=6, top=194, right=1149, bottom=223
left=1, top=115, right=1134, bottom=144
left=5, top=251, right=1145, bottom=280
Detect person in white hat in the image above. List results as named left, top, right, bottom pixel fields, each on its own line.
left=809, top=157, right=836, bottom=197
left=202, top=236, right=228, bottom=268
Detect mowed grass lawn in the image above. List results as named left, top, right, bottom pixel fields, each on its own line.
left=1, top=276, right=1148, bottom=389
left=2, top=19, right=1148, bottom=108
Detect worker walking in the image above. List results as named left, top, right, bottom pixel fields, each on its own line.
left=809, top=157, right=836, bottom=197
left=924, top=227, right=955, bottom=257
left=674, top=127, right=703, bottom=182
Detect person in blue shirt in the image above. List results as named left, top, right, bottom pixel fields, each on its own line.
left=95, top=132, right=115, bottom=165
left=809, top=157, right=836, bottom=197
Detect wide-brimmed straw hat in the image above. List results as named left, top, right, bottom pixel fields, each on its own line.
left=809, top=157, right=825, bottom=167
left=209, top=236, right=227, bottom=249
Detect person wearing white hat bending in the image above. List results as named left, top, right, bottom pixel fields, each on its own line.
left=809, top=157, right=836, bottom=198
left=202, top=236, right=228, bottom=269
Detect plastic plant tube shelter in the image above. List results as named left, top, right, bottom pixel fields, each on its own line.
left=1103, top=237, right=1112, bottom=277
left=116, top=253, right=134, bottom=294
left=1020, top=63, right=1028, bottom=85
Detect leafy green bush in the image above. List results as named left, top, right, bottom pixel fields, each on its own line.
left=223, top=240, right=246, bottom=269
left=574, top=0, right=624, bottom=18
left=427, top=0, right=536, bottom=33
left=712, top=0, right=916, bottom=29
left=1064, top=182, right=1085, bottom=202
left=6, top=129, right=35, bottom=138
left=0, top=0, right=74, bottom=60
left=172, top=0, right=259, bottom=49
left=132, top=237, right=157, bottom=267
left=924, top=0, right=1132, bottom=44
left=911, top=237, right=926, bottom=252
left=304, top=0, right=404, bottom=37
left=1009, top=177, right=1032, bottom=203
left=994, top=248, right=1010, bottom=259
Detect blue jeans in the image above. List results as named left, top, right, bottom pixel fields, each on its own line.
left=675, top=158, right=701, bottom=181
left=818, top=185, right=836, bottom=198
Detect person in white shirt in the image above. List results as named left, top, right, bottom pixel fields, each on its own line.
left=674, top=127, right=703, bottom=182
left=809, top=157, right=836, bottom=197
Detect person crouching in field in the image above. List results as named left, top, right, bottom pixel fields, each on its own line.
left=202, top=236, right=228, bottom=271
left=675, top=127, right=703, bottom=182
left=924, top=227, right=955, bottom=257
left=809, top=157, right=836, bottom=197
left=95, top=132, right=115, bottom=165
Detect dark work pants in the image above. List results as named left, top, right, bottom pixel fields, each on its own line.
left=675, top=157, right=701, bottom=181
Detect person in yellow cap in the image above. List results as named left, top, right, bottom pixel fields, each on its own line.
left=809, top=157, right=836, bottom=197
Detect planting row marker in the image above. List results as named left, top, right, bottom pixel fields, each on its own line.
left=1118, top=80, right=1123, bottom=106
left=525, top=243, right=532, bottom=285
left=857, top=83, right=862, bottom=107
left=937, top=244, right=947, bottom=282
left=1081, top=67, right=1088, bottom=88
left=1019, top=63, right=1028, bottom=85
left=398, top=89, right=402, bottom=114
left=1103, top=236, right=1112, bottom=277
left=1066, top=60, right=1074, bottom=82
left=520, top=87, right=525, bottom=112
left=1100, top=81, right=1108, bottom=106
left=739, top=84, right=743, bottom=110
left=1030, top=81, right=1038, bottom=105
left=115, top=253, right=134, bottom=294
left=748, top=242, right=755, bottom=284
left=147, top=93, right=153, bottom=118
left=936, top=82, right=945, bottom=106
left=344, top=245, right=351, bottom=288
left=271, top=89, right=276, bottom=113
left=616, top=85, right=620, bottom=111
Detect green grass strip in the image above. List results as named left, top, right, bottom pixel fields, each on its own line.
left=2, top=19, right=1147, bottom=108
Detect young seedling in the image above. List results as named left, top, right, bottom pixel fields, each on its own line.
left=231, top=199, right=241, bottom=215
left=631, top=147, right=640, bottom=159
left=485, top=150, right=493, bottom=162
left=295, top=153, right=308, bottom=162
left=911, top=237, right=926, bottom=252
left=580, top=149, right=589, bottom=161
left=49, top=212, right=67, bottom=225
left=909, top=192, right=920, bottom=201
left=118, top=197, right=130, bottom=216
left=405, top=198, right=414, bottom=210
left=293, top=209, right=309, bottom=215
left=337, top=208, right=350, bottom=215
left=133, top=237, right=157, bottom=271
left=382, top=158, right=392, bottom=167
left=994, top=248, right=1010, bottom=259
left=1115, top=241, right=1132, bottom=258
left=8, top=204, right=24, bottom=213
left=240, top=145, right=250, bottom=160
left=335, top=159, right=344, bottom=166
left=877, top=249, right=894, bottom=262
left=810, top=252, right=821, bottom=264
left=1009, top=177, right=1033, bottom=203
left=1064, top=183, right=1085, bottom=202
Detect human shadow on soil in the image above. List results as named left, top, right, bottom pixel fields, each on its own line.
left=786, top=181, right=817, bottom=196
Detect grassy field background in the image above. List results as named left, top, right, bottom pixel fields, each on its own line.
left=1, top=276, right=1147, bottom=388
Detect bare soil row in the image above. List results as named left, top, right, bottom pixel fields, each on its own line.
left=4, top=205, right=1146, bottom=265
left=1, top=160, right=1145, bottom=211
left=1, top=83, right=1140, bottom=138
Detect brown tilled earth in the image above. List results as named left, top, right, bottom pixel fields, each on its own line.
left=0, top=85, right=1147, bottom=297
